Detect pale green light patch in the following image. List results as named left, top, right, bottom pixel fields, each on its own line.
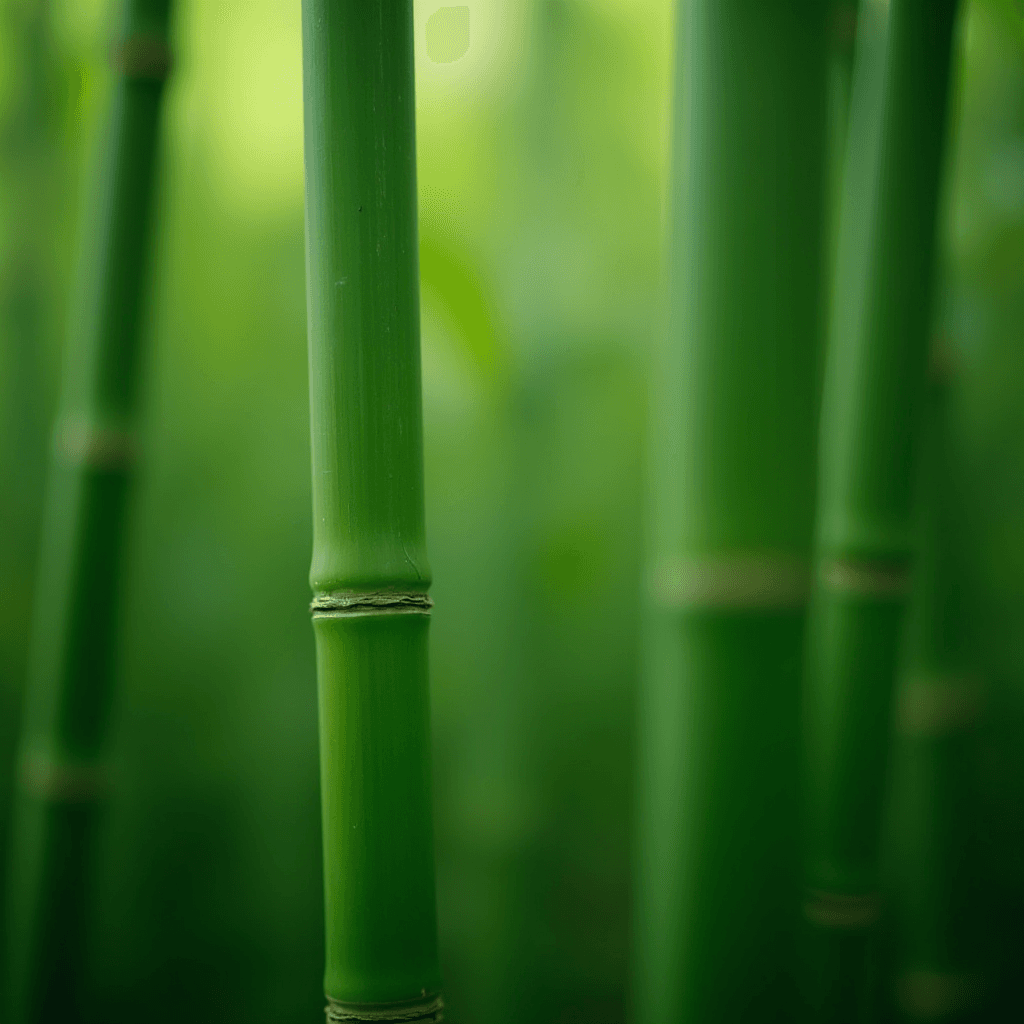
left=180, top=0, right=304, bottom=218
left=426, top=6, right=470, bottom=64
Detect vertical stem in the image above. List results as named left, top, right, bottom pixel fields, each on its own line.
left=0, top=0, right=60, bottom=962
left=4, top=2, right=173, bottom=1021
left=635, top=2, right=828, bottom=1022
left=802, top=0, right=960, bottom=1018
left=825, top=1, right=858, bottom=294
left=886, top=353, right=987, bottom=1022
left=301, top=2, right=442, bottom=1020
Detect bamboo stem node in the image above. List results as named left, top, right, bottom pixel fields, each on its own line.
left=818, top=557, right=912, bottom=599
left=803, top=889, right=881, bottom=931
left=52, top=416, right=138, bottom=471
left=110, top=34, right=173, bottom=80
left=17, top=751, right=109, bottom=802
left=894, top=675, right=986, bottom=736
left=325, top=994, right=444, bottom=1022
left=310, top=592, right=434, bottom=617
left=895, top=971, right=984, bottom=1020
left=650, top=554, right=811, bottom=611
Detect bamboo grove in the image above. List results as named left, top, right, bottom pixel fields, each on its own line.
left=4, top=2, right=173, bottom=1021
left=1, top=0, right=1022, bottom=1021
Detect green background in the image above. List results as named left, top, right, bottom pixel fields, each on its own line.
left=1, top=0, right=1023, bottom=1020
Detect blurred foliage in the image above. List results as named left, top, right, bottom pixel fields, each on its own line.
left=1, top=0, right=1023, bottom=1021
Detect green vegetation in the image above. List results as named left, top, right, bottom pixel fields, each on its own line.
left=1, top=1, right=1024, bottom=1022
left=885, top=349, right=988, bottom=1022
left=4, top=1, right=173, bottom=1021
left=301, top=1, right=441, bottom=1019
left=635, top=2, right=828, bottom=1021
left=803, top=1, right=961, bottom=1018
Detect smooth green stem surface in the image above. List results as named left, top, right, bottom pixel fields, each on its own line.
left=886, top=368, right=987, bottom=1023
left=802, top=0, right=960, bottom=1018
left=302, top=1, right=441, bottom=1019
left=636, top=3, right=828, bottom=1022
left=5, top=3, right=172, bottom=1022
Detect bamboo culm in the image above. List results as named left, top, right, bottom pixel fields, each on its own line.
left=635, top=2, right=828, bottom=1022
left=802, top=1, right=960, bottom=1019
left=301, top=2, right=442, bottom=1020
left=4, top=2, right=173, bottom=1021
left=886, top=355, right=987, bottom=1022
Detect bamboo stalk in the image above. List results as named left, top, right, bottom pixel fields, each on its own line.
left=886, top=350, right=987, bottom=1023
left=300, top=2, right=442, bottom=1021
left=802, top=1, right=960, bottom=1018
left=825, top=1, right=858, bottom=287
left=4, top=2, right=173, bottom=1021
left=635, top=2, right=829, bottom=1021
left=0, top=0, right=62, bottom=939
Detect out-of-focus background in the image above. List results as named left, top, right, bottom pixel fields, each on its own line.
left=0, top=1, right=1022, bottom=1021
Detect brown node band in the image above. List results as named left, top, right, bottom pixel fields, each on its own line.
left=19, top=751, right=109, bottom=802
left=53, top=416, right=138, bottom=471
left=111, top=34, right=173, bottom=80
left=819, top=557, right=912, bottom=599
left=311, top=592, right=433, bottom=617
left=325, top=994, right=443, bottom=1023
left=803, top=888, right=881, bottom=931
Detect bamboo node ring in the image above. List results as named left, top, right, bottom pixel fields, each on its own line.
left=819, top=557, right=912, bottom=599
left=111, top=34, right=173, bottom=80
left=651, top=554, right=811, bottom=610
left=54, top=416, right=138, bottom=470
left=18, top=751, right=109, bottom=802
left=311, top=592, right=433, bottom=617
left=803, top=888, right=881, bottom=930
left=895, top=971, right=983, bottom=1019
left=325, top=994, right=444, bottom=1022
left=895, top=675, right=986, bottom=736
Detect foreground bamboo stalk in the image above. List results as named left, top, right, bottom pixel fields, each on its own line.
left=802, top=1, right=960, bottom=1018
left=886, top=352, right=987, bottom=1023
left=635, top=2, right=829, bottom=1021
left=4, top=2, right=173, bottom=1021
left=301, top=2, right=442, bottom=1020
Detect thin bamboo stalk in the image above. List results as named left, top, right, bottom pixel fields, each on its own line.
left=4, top=2, right=173, bottom=1021
left=886, top=351, right=987, bottom=1023
left=300, top=2, right=442, bottom=1021
left=825, top=1, right=858, bottom=286
left=635, top=2, right=829, bottom=1021
left=802, top=1, right=960, bottom=1018
left=0, top=0, right=62, bottom=932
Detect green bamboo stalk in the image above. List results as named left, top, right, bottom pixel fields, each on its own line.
left=0, top=0, right=63, bottom=948
left=826, top=1, right=858, bottom=283
left=301, top=2, right=442, bottom=1021
left=802, top=1, right=960, bottom=1019
left=635, top=3, right=829, bottom=1022
left=4, top=2, right=173, bottom=1021
left=886, top=351, right=987, bottom=1023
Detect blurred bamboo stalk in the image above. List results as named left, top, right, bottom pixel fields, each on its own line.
left=826, top=1, right=858, bottom=288
left=4, top=1, right=173, bottom=1021
left=0, top=0, right=61, bottom=957
left=635, top=2, right=828, bottom=1021
left=885, top=345, right=988, bottom=1023
left=301, top=2, right=442, bottom=1020
left=802, top=0, right=960, bottom=1019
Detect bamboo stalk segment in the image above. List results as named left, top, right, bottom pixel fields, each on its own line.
left=4, top=2, right=173, bottom=1021
left=635, top=2, right=829, bottom=1021
left=301, top=2, right=442, bottom=1020
left=886, top=358, right=987, bottom=1023
left=802, top=0, right=961, bottom=1017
